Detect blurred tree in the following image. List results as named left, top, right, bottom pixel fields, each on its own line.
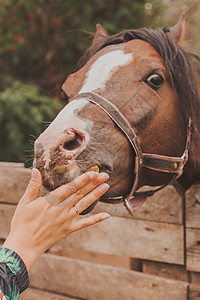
left=0, top=0, right=199, bottom=164
left=0, top=0, right=166, bottom=163
left=0, top=77, right=61, bottom=164
left=0, top=0, right=166, bottom=92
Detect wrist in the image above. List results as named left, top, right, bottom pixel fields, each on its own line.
left=3, top=233, right=40, bottom=271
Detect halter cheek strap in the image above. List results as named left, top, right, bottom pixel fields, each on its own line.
left=74, top=92, right=191, bottom=215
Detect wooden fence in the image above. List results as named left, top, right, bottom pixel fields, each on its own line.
left=0, top=162, right=200, bottom=299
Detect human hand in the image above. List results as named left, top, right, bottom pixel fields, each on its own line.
left=3, top=169, right=110, bottom=271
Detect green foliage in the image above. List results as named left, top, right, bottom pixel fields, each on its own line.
left=0, top=0, right=199, bottom=164
left=0, top=78, right=62, bottom=164
left=0, top=0, right=167, bottom=163
left=0, top=0, right=166, bottom=88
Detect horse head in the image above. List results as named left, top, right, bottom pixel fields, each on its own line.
left=34, top=15, right=200, bottom=214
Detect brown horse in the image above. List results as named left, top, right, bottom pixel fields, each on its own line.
left=34, top=15, right=200, bottom=214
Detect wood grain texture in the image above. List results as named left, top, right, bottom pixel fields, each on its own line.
left=51, top=215, right=184, bottom=264
left=0, top=162, right=24, bottom=168
left=186, top=228, right=200, bottom=272
left=93, top=185, right=183, bottom=224
left=1, top=162, right=198, bottom=299
left=191, top=272, right=200, bottom=285
left=0, top=205, right=184, bottom=265
left=0, top=164, right=183, bottom=225
left=0, top=165, right=31, bottom=204
left=50, top=247, right=132, bottom=270
left=189, top=284, right=200, bottom=300
left=0, top=204, right=16, bottom=238
left=143, top=261, right=188, bottom=282
left=29, top=253, right=188, bottom=300
left=185, top=184, right=200, bottom=229
left=21, top=288, right=76, bottom=300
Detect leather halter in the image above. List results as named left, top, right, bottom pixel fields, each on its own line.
left=75, top=92, right=192, bottom=215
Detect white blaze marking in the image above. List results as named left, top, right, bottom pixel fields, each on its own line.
left=36, top=99, right=91, bottom=168
left=55, top=99, right=89, bottom=122
left=80, top=50, right=133, bottom=93
left=36, top=49, right=133, bottom=169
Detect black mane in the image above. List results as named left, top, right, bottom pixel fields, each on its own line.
left=79, top=27, right=200, bottom=139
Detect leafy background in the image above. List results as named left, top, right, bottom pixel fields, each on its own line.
left=0, top=0, right=199, bottom=165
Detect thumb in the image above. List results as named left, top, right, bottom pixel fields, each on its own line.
left=22, top=168, right=42, bottom=202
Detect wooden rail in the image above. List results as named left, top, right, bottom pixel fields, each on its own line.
left=0, top=162, right=199, bottom=299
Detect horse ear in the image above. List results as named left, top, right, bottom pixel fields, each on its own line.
left=91, top=24, right=109, bottom=50
left=170, top=13, right=185, bottom=44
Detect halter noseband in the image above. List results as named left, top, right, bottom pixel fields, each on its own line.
left=75, top=92, right=191, bottom=215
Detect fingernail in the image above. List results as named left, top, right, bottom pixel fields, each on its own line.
left=89, top=172, right=99, bottom=179
left=100, top=183, right=109, bottom=193
left=98, top=173, right=109, bottom=181
left=100, top=213, right=110, bottom=221
left=31, top=168, right=38, bottom=179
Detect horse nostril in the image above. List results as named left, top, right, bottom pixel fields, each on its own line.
left=63, top=130, right=84, bottom=151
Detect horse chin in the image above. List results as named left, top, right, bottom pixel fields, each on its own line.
left=40, top=163, right=112, bottom=190
left=40, top=173, right=107, bottom=215
left=35, top=156, right=114, bottom=215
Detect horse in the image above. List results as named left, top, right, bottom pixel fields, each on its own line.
left=34, top=14, right=200, bottom=215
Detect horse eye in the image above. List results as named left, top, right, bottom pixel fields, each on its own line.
left=145, top=74, right=164, bottom=90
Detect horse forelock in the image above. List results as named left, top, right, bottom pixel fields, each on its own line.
left=79, top=27, right=200, bottom=141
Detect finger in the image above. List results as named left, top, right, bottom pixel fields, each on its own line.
left=70, top=213, right=110, bottom=233
left=71, top=183, right=110, bottom=215
left=46, top=171, right=105, bottom=206
left=43, top=171, right=96, bottom=205
left=60, top=173, right=109, bottom=208
left=21, top=168, right=42, bottom=203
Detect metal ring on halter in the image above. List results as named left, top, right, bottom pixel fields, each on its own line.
left=124, top=198, right=135, bottom=215
left=73, top=205, right=79, bottom=215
